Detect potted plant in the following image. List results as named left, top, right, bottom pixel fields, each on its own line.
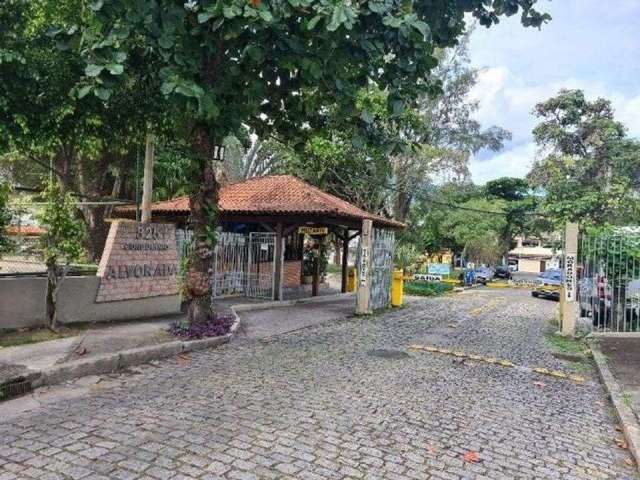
left=302, top=246, right=314, bottom=284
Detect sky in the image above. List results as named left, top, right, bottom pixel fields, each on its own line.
left=467, top=0, right=640, bottom=184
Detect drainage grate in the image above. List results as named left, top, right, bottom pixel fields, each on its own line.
left=0, top=377, right=32, bottom=402
left=367, top=349, right=410, bottom=360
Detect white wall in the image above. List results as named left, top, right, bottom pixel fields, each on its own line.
left=0, top=276, right=180, bottom=330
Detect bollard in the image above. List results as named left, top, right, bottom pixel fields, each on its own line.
left=391, top=269, right=404, bottom=307
left=347, top=266, right=357, bottom=292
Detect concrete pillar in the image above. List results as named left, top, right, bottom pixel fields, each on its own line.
left=356, top=220, right=372, bottom=315
left=561, top=222, right=579, bottom=336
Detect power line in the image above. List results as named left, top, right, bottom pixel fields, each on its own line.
left=326, top=166, right=548, bottom=217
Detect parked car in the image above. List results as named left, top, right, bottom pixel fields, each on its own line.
left=474, top=266, right=494, bottom=285
left=579, top=275, right=640, bottom=326
left=494, top=266, right=512, bottom=280
left=531, top=269, right=562, bottom=301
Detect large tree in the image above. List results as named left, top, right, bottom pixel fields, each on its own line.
left=392, top=30, right=511, bottom=221
left=528, top=89, right=640, bottom=226
left=60, top=0, right=549, bottom=323
left=0, top=0, right=174, bottom=260
left=483, top=176, right=551, bottom=252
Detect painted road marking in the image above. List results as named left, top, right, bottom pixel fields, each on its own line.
left=408, top=344, right=587, bottom=384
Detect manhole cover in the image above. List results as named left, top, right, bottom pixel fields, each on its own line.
left=367, top=349, right=410, bottom=360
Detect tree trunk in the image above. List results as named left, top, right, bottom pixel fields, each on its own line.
left=45, top=258, right=58, bottom=331
left=186, top=126, right=219, bottom=324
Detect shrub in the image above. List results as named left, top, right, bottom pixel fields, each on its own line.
left=168, top=314, right=234, bottom=340
left=404, top=281, right=453, bottom=297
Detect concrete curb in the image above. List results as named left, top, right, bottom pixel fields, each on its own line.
left=591, top=342, right=640, bottom=471
left=231, top=292, right=354, bottom=312
left=27, top=309, right=241, bottom=390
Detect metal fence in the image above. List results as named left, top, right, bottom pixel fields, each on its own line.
left=579, top=228, right=640, bottom=332
left=208, top=231, right=277, bottom=300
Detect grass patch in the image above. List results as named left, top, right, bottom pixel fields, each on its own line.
left=544, top=332, right=588, bottom=355
left=566, top=360, right=593, bottom=374
left=0, top=324, right=89, bottom=348
left=404, top=281, right=454, bottom=297
left=325, top=264, right=342, bottom=275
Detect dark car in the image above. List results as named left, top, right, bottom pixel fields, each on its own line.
left=474, top=266, right=494, bottom=285
left=494, top=266, right=512, bottom=280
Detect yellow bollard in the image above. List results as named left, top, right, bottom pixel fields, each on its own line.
left=391, top=269, right=404, bottom=306
left=347, top=266, right=357, bottom=292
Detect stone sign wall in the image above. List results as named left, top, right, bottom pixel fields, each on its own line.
left=96, top=221, right=179, bottom=303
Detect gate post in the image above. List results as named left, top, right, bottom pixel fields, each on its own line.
left=273, top=223, right=284, bottom=301
left=561, top=222, right=579, bottom=336
left=356, top=219, right=373, bottom=315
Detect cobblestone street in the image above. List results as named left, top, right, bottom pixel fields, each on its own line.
left=1, top=289, right=637, bottom=480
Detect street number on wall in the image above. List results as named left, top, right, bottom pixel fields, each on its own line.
left=565, top=254, right=576, bottom=302
left=359, top=246, right=369, bottom=286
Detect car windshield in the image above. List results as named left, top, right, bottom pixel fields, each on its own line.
left=538, top=270, right=562, bottom=282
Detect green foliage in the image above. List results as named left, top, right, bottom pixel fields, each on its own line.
left=37, top=179, right=85, bottom=265
left=58, top=0, right=548, bottom=148
left=528, top=89, right=640, bottom=227
left=404, top=281, right=453, bottom=297
left=394, top=243, right=421, bottom=272
left=582, top=226, right=640, bottom=285
left=0, top=181, right=14, bottom=256
left=153, top=142, right=200, bottom=201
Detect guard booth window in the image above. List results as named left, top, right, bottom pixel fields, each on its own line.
left=284, top=233, right=304, bottom=261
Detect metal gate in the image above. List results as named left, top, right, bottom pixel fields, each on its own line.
left=578, top=227, right=640, bottom=332
left=211, top=231, right=277, bottom=300
left=361, top=228, right=395, bottom=310
left=246, top=232, right=277, bottom=299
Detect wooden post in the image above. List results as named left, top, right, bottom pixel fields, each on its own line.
left=274, top=222, right=284, bottom=301
left=561, top=222, right=579, bottom=336
left=312, top=252, right=320, bottom=296
left=356, top=219, right=372, bottom=315
left=140, top=133, right=155, bottom=223
left=341, top=229, right=349, bottom=293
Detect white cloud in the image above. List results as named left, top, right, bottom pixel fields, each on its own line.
left=465, top=0, right=640, bottom=184
left=470, top=142, right=536, bottom=185
left=467, top=70, right=640, bottom=184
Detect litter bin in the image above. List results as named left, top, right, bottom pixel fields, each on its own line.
left=347, top=266, right=357, bottom=292
left=391, top=269, right=404, bottom=306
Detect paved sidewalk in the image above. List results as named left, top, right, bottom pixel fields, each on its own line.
left=1, top=289, right=637, bottom=480
left=234, top=295, right=355, bottom=340
left=597, top=337, right=640, bottom=423
left=0, top=317, right=180, bottom=381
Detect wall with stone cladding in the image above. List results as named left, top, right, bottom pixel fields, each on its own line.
left=96, top=221, right=179, bottom=302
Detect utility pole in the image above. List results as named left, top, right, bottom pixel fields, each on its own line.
left=140, top=133, right=155, bottom=224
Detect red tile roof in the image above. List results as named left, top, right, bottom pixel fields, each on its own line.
left=117, top=175, right=403, bottom=228
left=6, top=225, right=46, bottom=236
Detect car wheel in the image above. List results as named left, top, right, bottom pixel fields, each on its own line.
left=532, top=291, right=539, bottom=298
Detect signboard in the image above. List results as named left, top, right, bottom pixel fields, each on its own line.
left=298, top=226, right=328, bottom=236
left=414, top=273, right=443, bottom=282
left=96, top=221, right=179, bottom=302
left=359, top=246, right=369, bottom=286
left=428, top=263, right=451, bottom=275
left=564, top=253, right=576, bottom=302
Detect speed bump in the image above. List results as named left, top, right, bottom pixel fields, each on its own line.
left=408, top=344, right=588, bottom=384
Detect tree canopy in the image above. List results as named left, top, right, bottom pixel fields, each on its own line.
left=528, top=89, right=640, bottom=226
